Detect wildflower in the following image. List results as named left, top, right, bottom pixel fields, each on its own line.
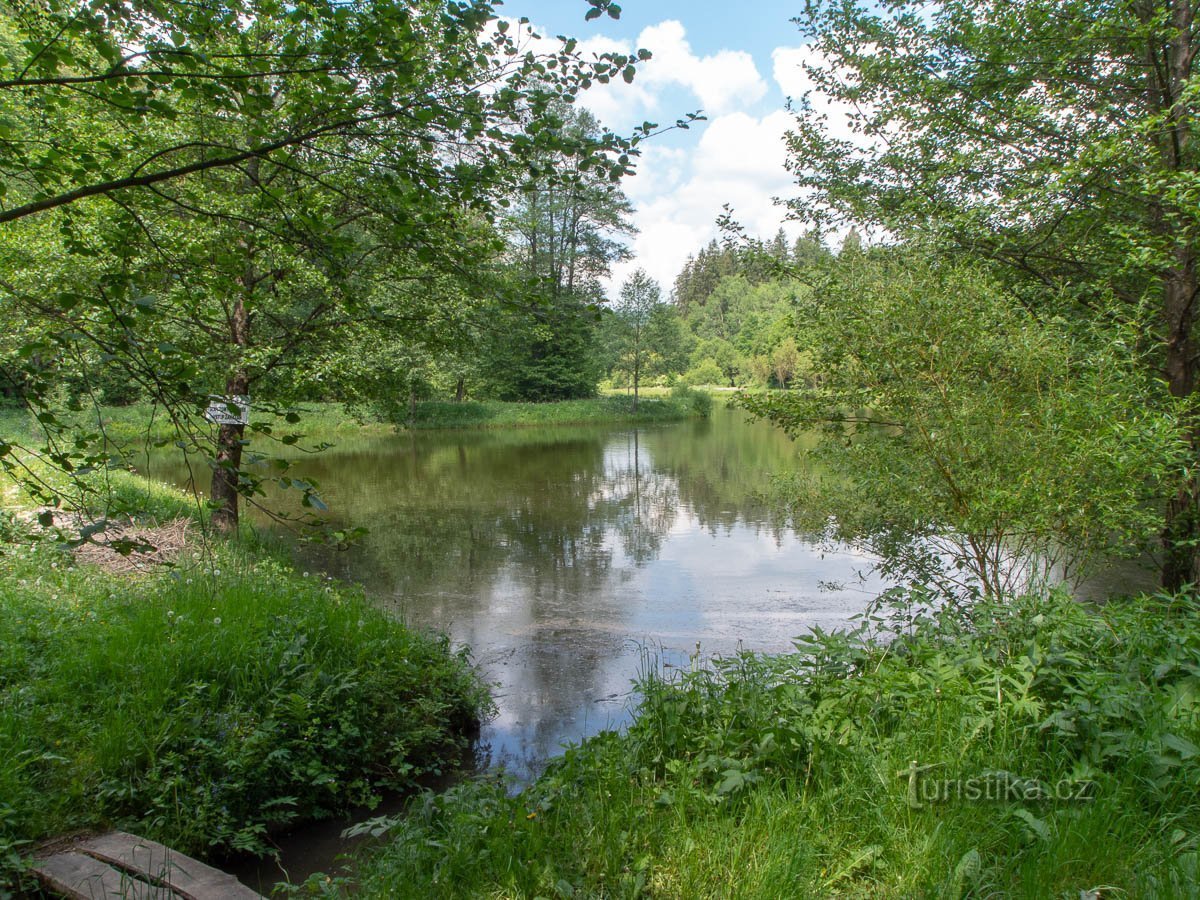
left=213, top=617, right=222, bottom=626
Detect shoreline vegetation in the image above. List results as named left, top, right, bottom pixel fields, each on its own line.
left=0, top=471, right=489, bottom=894
left=398, top=389, right=713, bottom=431
left=336, top=591, right=1200, bottom=899
left=0, top=389, right=714, bottom=450
left=3, top=398, right=1198, bottom=898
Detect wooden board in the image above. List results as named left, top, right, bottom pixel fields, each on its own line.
left=32, top=850, right=177, bottom=898
left=76, top=832, right=263, bottom=900
left=33, top=832, right=264, bottom=900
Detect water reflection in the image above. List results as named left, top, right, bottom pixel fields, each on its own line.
left=153, top=407, right=883, bottom=781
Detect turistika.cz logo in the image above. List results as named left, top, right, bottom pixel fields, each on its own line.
left=897, top=761, right=1097, bottom=809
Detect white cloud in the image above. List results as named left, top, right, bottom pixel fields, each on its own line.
left=569, top=20, right=772, bottom=127
left=772, top=45, right=873, bottom=146
left=486, top=16, right=811, bottom=301
left=610, top=110, right=799, bottom=297
left=638, top=21, right=767, bottom=117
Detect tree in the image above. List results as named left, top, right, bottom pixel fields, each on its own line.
left=0, top=0, right=652, bottom=531
left=613, top=269, right=662, bottom=410
left=689, top=337, right=743, bottom=388
left=784, top=0, right=1200, bottom=590
left=770, top=336, right=801, bottom=389
left=744, top=254, right=1177, bottom=600
left=484, top=105, right=636, bottom=401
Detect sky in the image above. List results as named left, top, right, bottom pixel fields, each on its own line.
left=496, top=0, right=825, bottom=299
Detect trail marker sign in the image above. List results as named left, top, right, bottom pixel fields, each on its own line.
left=205, top=395, right=250, bottom=426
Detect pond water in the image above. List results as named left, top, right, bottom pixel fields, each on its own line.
left=287, top=406, right=885, bottom=781
left=153, top=403, right=1152, bottom=889
left=157, top=405, right=883, bottom=781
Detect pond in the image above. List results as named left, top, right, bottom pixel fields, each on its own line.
left=153, top=402, right=1154, bottom=889
left=156, top=404, right=884, bottom=781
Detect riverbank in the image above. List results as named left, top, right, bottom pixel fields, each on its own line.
left=0, top=472, right=488, bottom=895
left=0, top=391, right=713, bottom=451
left=398, top=391, right=712, bottom=430
left=0, top=401, right=393, bottom=447
left=332, top=590, right=1200, bottom=898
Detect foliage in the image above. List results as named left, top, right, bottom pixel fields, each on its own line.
left=328, top=590, right=1200, bottom=898
left=743, top=254, right=1181, bottom=599
left=390, top=395, right=709, bottom=430
left=478, top=105, right=638, bottom=402
left=0, top=483, right=487, bottom=892
left=609, top=269, right=666, bottom=408
left=668, top=238, right=821, bottom=390
left=0, top=0, right=659, bottom=532
left=783, top=0, right=1200, bottom=589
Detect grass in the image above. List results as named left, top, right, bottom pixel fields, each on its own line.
left=0, top=392, right=712, bottom=453
left=401, top=390, right=712, bottom=430
left=0, top=400, right=391, bottom=448
left=319, top=590, right=1200, bottom=899
left=0, top=471, right=488, bottom=894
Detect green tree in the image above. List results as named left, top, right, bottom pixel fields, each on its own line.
left=770, top=336, right=801, bottom=389
left=744, top=255, right=1178, bottom=599
left=785, top=0, right=1200, bottom=589
left=484, top=105, right=636, bottom=401
left=689, top=337, right=743, bottom=388
left=613, top=269, right=663, bottom=410
left=0, top=0, right=649, bottom=530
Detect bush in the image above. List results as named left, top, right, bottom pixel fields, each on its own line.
left=342, top=591, right=1200, bottom=898
left=670, top=384, right=713, bottom=418
left=681, top=358, right=726, bottom=387
left=0, top=540, right=487, bottom=892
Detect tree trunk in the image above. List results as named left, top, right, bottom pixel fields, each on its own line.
left=1162, top=252, right=1200, bottom=591
left=408, top=384, right=417, bottom=427
left=1157, top=0, right=1199, bottom=591
left=210, top=293, right=249, bottom=533
left=455, top=377, right=466, bottom=403
left=633, top=354, right=639, bottom=413
left=210, top=370, right=248, bottom=533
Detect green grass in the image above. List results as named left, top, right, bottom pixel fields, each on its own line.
left=402, top=391, right=712, bottom=430
left=0, top=393, right=712, bottom=453
left=0, top=400, right=391, bottom=448
left=0, top=477, right=488, bottom=893
left=328, top=591, right=1200, bottom=899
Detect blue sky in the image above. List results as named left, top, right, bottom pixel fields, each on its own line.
left=493, top=1, right=832, bottom=297
left=499, top=1, right=804, bottom=67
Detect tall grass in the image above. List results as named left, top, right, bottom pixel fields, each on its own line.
left=0, top=401, right=390, bottom=448
left=335, top=591, right=1200, bottom=899
left=0, top=482, right=488, bottom=893
left=400, top=391, right=712, bottom=430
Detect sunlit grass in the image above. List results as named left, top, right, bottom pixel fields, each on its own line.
left=336, top=591, right=1200, bottom=899
left=0, top=476, right=488, bottom=893
left=402, top=391, right=711, bottom=430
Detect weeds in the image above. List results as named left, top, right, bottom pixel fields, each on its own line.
left=341, top=590, right=1200, bottom=898
left=0, top=522, right=487, bottom=893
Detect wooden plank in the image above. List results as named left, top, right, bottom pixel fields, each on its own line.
left=33, top=850, right=176, bottom=899
left=76, top=832, right=264, bottom=900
